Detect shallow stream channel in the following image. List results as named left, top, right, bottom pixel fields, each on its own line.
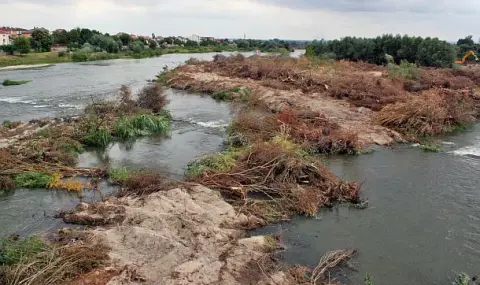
left=1, top=50, right=480, bottom=285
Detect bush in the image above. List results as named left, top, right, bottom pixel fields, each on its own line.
left=136, top=84, right=169, bottom=113
left=58, top=51, right=67, bottom=57
left=71, top=51, right=88, bottom=62
left=13, top=172, right=53, bottom=189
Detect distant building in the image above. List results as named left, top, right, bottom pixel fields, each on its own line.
left=177, top=36, right=187, bottom=43
left=201, top=37, right=215, bottom=42
left=0, top=29, right=10, bottom=45
left=21, top=30, right=34, bottom=38
left=188, top=34, right=201, bottom=43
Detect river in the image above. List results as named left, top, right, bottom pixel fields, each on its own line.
left=1, top=51, right=479, bottom=285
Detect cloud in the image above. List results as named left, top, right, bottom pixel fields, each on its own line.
left=0, top=0, right=478, bottom=41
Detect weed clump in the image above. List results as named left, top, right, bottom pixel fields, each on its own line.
left=2, top=79, right=31, bottom=86
left=186, top=151, right=239, bottom=178
left=13, top=172, right=52, bottom=188
left=114, top=114, right=171, bottom=140
left=108, top=167, right=130, bottom=183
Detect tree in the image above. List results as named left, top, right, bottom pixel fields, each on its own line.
left=13, top=37, right=30, bottom=54
left=185, top=40, right=199, bottom=47
left=80, top=28, right=94, bottom=45
left=148, top=39, right=157, bottom=49
left=130, top=40, right=144, bottom=53
left=457, top=35, right=474, bottom=46
left=118, top=33, right=131, bottom=46
left=32, top=28, right=53, bottom=52
left=68, top=28, right=81, bottom=45
left=52, top=29, right=68, bottom=45
left=0, top=44, right=16, bottom=55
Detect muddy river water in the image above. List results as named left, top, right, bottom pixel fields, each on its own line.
left=1, top=51, right=479, bottom=285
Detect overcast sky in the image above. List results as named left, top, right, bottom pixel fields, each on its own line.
left=0, top=0, right=477, bottom=41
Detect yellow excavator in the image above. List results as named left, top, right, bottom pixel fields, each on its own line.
left=456, top=50, right=479, bottom=65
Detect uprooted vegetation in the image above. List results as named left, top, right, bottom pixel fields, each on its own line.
left=0, top=230, right=109, bottom=285
left=164, top=54, right=480, bottom=138
left=188, top=136, right=361, bottom=225
left=0, top=83, right=171, bottom=191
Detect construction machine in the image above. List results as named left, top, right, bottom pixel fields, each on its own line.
left=456, top=50, right=479, bottom=65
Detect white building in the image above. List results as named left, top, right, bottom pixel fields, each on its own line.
left=188, top=34, right=201, bottom=43
left=0, top=29, right=10, bottom=46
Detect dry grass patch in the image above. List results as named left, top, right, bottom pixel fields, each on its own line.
left=377, top=89, right=476, bottom=136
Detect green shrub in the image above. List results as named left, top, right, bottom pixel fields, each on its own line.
left=114, top=114, right=171, bottom=140
left=211, top=90, right=233, bottom=101
left=2, top=121, right=13, bottom=129
left=58, top=51, right=67, bottom=57
left=388, top=60, right=419, bottom=81
left=13, top=172, right=53, bottom=188
left=71, top=51, right=88, bottom=62
left=0, top=236, right=45, bottom=266
left=420, top=144, right=441, bottom=153
left=82, top=128, right=113, bottom=147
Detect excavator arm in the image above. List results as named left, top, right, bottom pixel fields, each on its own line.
left=456, top=50, right=479, bottom=64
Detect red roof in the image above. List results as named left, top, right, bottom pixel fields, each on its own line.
left=0, top=29, right=9, bottom=34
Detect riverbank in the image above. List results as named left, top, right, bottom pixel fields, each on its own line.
left=0, top=47, right=291, bottom=68
left=162, top=55, right=480, bottom=146
left=0, top=81, right=357, bottom=284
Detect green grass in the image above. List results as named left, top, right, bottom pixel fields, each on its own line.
left=420, top=144, right=441, bottom=153
left=83, top=129, right=113, bottom=147
left=2, top=79, right=31, bottom=86
left=13, top=172, right=53, bottom=189
left=0, top=236, right=45, bottom=266
left=82, top=128, right=113, bottom=148
left=108, top=167, right=130, bottom=183
left=186, top=150, right=239, bottom=178
left=0, top=52, right=71, bottom=68
left=114, top=114, right=171, bottom=140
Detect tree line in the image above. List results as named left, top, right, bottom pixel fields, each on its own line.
left=305, top=34, right=458, bottom=68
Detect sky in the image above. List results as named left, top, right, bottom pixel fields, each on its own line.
left=0, top=0, right=478, bottom=41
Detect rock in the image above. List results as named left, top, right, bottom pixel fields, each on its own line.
left=238, top=236, right=266, bottom=251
